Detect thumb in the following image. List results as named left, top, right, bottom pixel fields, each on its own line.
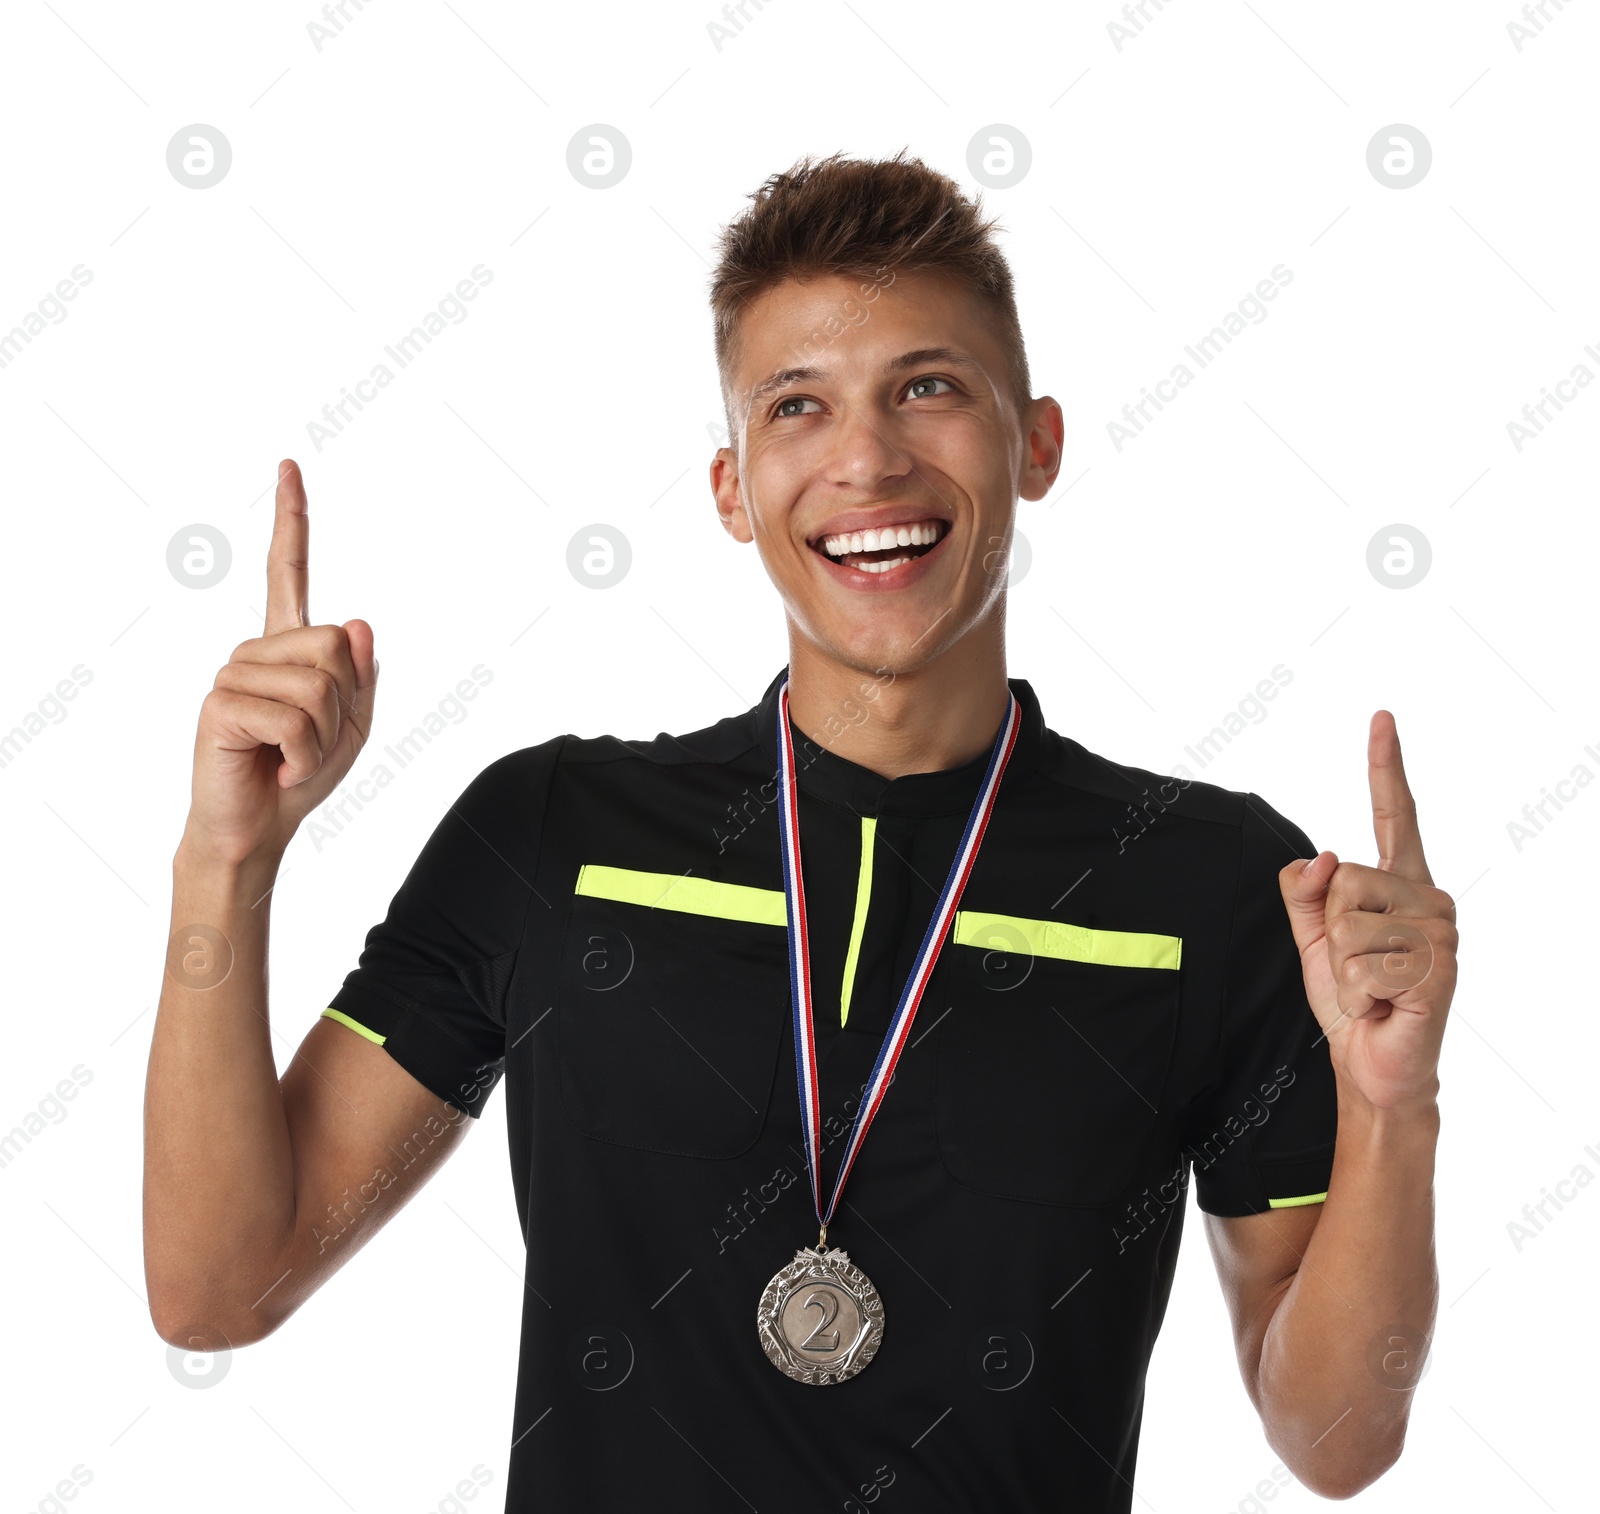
left=340, top=618, right=378, bottom=748
left=342, top=618, right=376, bottom=687
left=1278, top=850, right=1336, bottom=952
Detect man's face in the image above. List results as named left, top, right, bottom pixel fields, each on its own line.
left=711, top=270, right=1062, bottom=679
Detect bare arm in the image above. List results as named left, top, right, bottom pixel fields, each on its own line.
left=1206, top=1091, right=1439, bottom=1499
left=1210, top=711, right=1452, bottom=1498
left=144, top=851, right=471, bottom=1348
left=143, top=459, right=470, bottom=1349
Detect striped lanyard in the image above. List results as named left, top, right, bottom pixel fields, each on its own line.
left=775, top=677, right=1021, bottom=1244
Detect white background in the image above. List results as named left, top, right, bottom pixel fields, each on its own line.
left=0, top=2, right=1592, bottom=1510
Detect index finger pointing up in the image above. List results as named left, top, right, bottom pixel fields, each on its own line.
left=1369, top=709, right=1432, bottom=885
left=266, top=458, right=310, bottom=636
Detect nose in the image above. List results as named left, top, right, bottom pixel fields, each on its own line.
left=823, top=400, right=915, bottom=494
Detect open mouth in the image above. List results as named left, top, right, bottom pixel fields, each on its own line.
left=809, top=517, right=948, bottom=576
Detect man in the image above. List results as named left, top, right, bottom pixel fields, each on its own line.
left=144, top=149, right=1456, bottom=1510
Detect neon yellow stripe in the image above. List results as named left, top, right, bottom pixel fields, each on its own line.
left=952, top=910, right=1182, bottom=970
left=321, top=1007, right=386, bottom=1045
left=838, top=816, right=877, bottom=1028
left=574, top=863, right=787, bottom=928
left=1268, top=1191, right=1328, bottom=1209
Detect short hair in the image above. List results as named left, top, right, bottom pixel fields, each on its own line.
left=709, top=147, right=1032, bottom=438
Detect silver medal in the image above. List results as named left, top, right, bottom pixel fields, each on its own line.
left=761, top=678, right=1018, bottom=1385
left=757, top=1245, right=885, bottom=1385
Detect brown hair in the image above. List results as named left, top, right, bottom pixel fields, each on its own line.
left=709, top=147, right=1032, bottom=437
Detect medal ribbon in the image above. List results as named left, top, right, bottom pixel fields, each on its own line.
left=775, top=677, right=1020, bottom=1237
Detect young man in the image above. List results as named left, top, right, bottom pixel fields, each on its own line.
left=144, top=151, right=1456, bottom=1510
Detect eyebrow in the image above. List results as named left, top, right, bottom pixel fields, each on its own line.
left=746, top=346, right=988, bottom=408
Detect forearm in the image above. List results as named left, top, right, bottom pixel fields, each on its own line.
left=142, top=833, right=297, bottom=1345
left=1257, top=1082, right=1440, bottom=1497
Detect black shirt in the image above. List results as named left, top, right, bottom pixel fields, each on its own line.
left=324, top=664, right=1337, bottom=1512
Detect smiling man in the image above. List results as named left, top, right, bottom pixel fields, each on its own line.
left=144, top=149, right=1455, bottom=1511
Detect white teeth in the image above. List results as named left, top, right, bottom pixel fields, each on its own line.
left=821, top=518, right=944, bottom=558
left=850, top=556, right=912, bottom=574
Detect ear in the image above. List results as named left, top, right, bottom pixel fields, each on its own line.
left=1018, top=396, right=1065, bottom=503
left=711, top=447, right=754, bottom=543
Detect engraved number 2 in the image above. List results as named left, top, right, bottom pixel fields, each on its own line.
left=799, top=1288, right=841, bottom=1352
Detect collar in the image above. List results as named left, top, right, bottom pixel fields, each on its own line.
left=750, top=664, right=1046, bottom=818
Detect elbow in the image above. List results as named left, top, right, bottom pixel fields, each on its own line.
left=147, top=1288, right=282, bottom=1354
left=1300, top=1464, right=1397, bottom=1502
left=143, top=1228, right=298, bottom=1352
left=1285, top=1429, right=1407, bottom=1501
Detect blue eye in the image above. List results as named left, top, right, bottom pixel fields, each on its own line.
left=773, top=376, right=954, bottom=419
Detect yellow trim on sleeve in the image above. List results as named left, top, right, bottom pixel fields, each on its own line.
left=321, top=1007, right=386, bottom=1045
left=1267, top=1191, right=1328, bottom=1209
left=952, top=910, right=1182, bottom=970
left=574, top=863, right=788, bottom=928
left=838, top=816, right=877, bottom=1028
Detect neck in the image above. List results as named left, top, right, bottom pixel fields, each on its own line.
left=784, top=617, right=1010, bottom=781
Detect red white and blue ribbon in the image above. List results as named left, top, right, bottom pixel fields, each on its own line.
left=775, top=676, right=1021, bottom=1234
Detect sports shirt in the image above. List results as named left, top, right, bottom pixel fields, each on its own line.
left=323, top=665, right=1337, bottom=1511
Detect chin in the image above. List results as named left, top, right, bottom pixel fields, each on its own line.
left=812, top=622, right=951, bottom=683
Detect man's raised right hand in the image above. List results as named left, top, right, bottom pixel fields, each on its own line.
left=183, top=459, right=379, bottom=867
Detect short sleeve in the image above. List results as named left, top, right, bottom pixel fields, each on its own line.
left=1182, top=792, right=1338, bottom=1217
left=322, top=736, right=564, bottom=1118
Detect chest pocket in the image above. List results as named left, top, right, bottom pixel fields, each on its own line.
left=932, top=910, right=1182, bottom=1208
left=555, top=865, right=790, bottom=1159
